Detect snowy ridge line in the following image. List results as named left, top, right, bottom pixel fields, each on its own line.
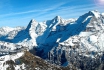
left=0, top=10, right=104, bottom=68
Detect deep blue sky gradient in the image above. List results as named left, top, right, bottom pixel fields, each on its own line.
left=0, top=0, right=104, bottom=27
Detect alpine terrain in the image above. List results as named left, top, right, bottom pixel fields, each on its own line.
left=0, top=10, right=104, bottom=70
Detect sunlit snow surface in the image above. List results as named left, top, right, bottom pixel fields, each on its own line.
left=0, top=52, right=24, bottom=70
left=0, top=10, right=104, bottom=68
left=102, top=13, right=104, bottom=16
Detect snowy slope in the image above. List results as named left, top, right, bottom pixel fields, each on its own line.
left=0, top=52, right=24, bottom=70
left=36, top=10, right=103, bottom=48
left=0, top=10, right=104, bottom=68
left=102, top=13, right=104, bottom=16
left=34, top=10, right=104, bottom=66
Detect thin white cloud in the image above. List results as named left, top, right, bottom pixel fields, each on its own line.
left=0, top=2, right=66, bottom=18
left=34, top=3, right=104, bottom=22
left=0, top=1, right=104, bottom=26
left=7, top=3, right=103, bottom=21
left=0, top=10, right=40, bottom=17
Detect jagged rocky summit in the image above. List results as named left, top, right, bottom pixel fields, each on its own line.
left=0, top=10, right=104, bottom=70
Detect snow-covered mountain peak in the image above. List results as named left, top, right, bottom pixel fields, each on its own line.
left=31, top=19, right=36, bottom=23
left=52, top=16, right=63, bottom=23
left=1, top=10, right=104, bottom=69
left=102, top=13, right=104, bottom=16
left=29, top=19, right=37, bottom=26
left=76, top=10, right=102, bottom=24
left=0, top=26, right=14, bottom=31
left=0, top=26, right=22, bottom=36
left=89, top=10, right=101, bottom=18
left=26, top=19, right=38, bottom=31
left=54, top=16, right=61, bottom=20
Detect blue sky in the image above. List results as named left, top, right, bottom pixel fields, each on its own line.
left=0, top=0, right=104, bottom=27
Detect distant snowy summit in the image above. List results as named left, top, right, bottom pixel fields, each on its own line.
left=0, top=10, right=104, bottom=66
left=0, top=10, right=104, bottom=50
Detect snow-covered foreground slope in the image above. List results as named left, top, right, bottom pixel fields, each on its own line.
left=0, top=51, right=77, bottom=70
left=0, top=51, right=24, bottom=70
left=0, top=10, right=104, bottom=69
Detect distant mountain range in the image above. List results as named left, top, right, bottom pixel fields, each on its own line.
left=0, top=10, right=104, bottom=70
